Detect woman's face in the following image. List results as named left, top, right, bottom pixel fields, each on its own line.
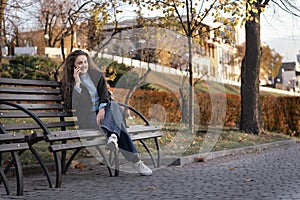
left=74, top=55, right=89, bottom=75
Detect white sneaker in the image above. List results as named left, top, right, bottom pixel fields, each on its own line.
left=106, top=134, right=118, bottom=151
left=134, top=160, right=152, bottom=176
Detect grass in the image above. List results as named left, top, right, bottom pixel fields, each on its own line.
left=134, top=123, right=294, bottom=157
left=184, top=129, right=292, bottom=155
left=0, top=122, right=295, bottom=167
left=194, top=81, right=297, bottom=97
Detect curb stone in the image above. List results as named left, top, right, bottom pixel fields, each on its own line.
left=172, top=139, right=297, bottom=166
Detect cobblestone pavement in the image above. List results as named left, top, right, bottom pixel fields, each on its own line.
left=1, top=142, right=300, bottom=200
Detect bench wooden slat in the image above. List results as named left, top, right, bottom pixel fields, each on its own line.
left=0, top=104, right=65, bottom=110
left=0, top=143, right=29, bottom=152
left=131, top=131, right=162, bottom=141
left=3, top=121, right=76, bottom=131
left=0, top=133, right=26, bottom=142
left=127, top=125, right=161, bottom=134
left=0, top=94, right=62, bottom=101
left=49, top=139, right=107, bottom=152
left=46, top=129, right=104, bottom=141
left=0, top=77, right=60, bottom=87
left=0, top=86, right=61, bottom=94
left=46, top=126, right=162, bottom=142
left=0, top=111, right=73, bottom=118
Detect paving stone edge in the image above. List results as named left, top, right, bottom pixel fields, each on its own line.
left=174, top=139, right=297, bottom=166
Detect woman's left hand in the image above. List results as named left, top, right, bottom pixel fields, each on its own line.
left=97, top=108, right=105, bottom=125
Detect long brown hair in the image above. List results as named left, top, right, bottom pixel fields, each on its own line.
left=61, top=50, right=98, bottom=110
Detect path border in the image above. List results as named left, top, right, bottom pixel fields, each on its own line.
left=171, top=139, right=297, bottom=166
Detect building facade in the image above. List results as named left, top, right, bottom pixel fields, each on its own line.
left=275, top=58, right=300, bottom=92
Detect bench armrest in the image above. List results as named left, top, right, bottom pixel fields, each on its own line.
left=118, top=102, right=151, bottom=126
left=0, top=101, right=52, bottom=137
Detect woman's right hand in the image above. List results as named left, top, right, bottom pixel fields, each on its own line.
left=73, top=66, right=81, bottom=87
left=97, top=108, right=105, bottom=125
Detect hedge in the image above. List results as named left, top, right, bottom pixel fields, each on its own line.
left=125, top=90, right=299, bottom=136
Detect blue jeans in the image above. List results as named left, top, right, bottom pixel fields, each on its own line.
left=82, top=101, right=139, bottom=163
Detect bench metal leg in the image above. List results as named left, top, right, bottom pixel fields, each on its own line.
left=4, top=147, right=53, bottom=191
left=11, top=151, right=24, bottom=195
left=29, top=146, right=53, bottom=188
left=0, top=155, right=13, bottom=195
left=96, top=146, right=119, bottom=177
left=58, top=145, right=118, bottom=178
left=59, top=140, right=68, bottom=175
left=63, top=148, right=81, bottom=174
left=0, top=151, right=24, bottom=196
left=0, top=167, right=12, bottom=195
left=53, top=152, right=62, bottom=188
left=61, top=149, right=67, bottom=174
left=113, top=149, right=119, bottom=177
left=139, top=140, right=158, bottom=167
left=154, top=138, right=161, bottom=167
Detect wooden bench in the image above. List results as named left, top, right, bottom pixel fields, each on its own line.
left=0, top=77, right=162, bottom=193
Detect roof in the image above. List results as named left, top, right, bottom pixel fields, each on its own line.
left=281, top=62, right=296, bottom=71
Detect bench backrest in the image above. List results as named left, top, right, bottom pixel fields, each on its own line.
left=0, top=77, right=75, bottom=133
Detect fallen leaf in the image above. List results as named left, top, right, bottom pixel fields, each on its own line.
left=142, top=186, right=156, bottom=191
left=75, top=162, right=84, bottom=170
left=147, top=186, right=156, bottom=190
left=194, top=157, right=205, bottom=162
left=70, top=160, right=84, bottom=170
left=70, top=160, right=79, bottom=169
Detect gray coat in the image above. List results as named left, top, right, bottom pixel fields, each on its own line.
left=72, top=69, right=126, bottom=136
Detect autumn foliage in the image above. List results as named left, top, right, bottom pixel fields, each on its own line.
left=127, top=90, right=299, bottom=136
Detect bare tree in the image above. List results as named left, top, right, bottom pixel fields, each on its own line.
left=0, top=0, right=7, bottom=74
left=0, top=0, right=32, bottom=71
left=240, top=0, right=299, bottom=134
left=123, top=0, right=244, bottom=132
left=28, top=0, right=102, bottom=59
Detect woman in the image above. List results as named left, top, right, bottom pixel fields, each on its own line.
left=61, top=50, right=152, bottom=176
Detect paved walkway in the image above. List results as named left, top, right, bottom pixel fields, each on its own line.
left=1, top=142, right=300, bottom=200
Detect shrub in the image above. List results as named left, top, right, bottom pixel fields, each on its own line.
left=278, top=96, right=300, bottom=136
left=261, top=96, right=285, bottom=133
left=2, top=55, right=59, bottom=80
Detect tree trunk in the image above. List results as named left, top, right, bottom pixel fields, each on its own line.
left=240, top=0, right=263, bottom=134
left=179, top=88, right=188, bottom=124
left=61, top=36, right=66, bottom=61
left=0, top=0, right=8, bottom=76
left=186, top=0, right=194, bottom=133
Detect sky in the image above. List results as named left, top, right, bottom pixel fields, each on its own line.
left=119, top=1, right=300, bottom=63
left=260, top=4, right=300, bottom=62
